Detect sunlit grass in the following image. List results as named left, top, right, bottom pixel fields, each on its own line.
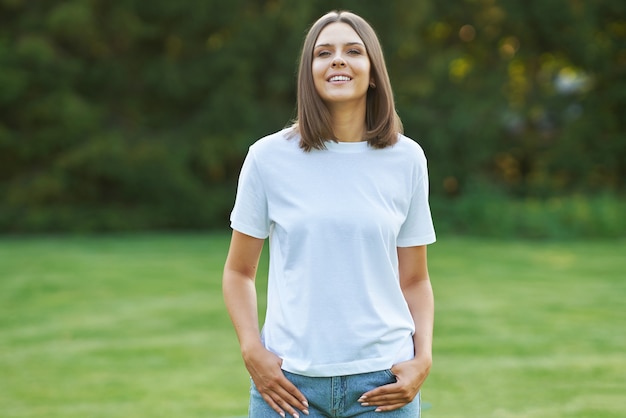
left=0, top=234, right=624, bottom=417
left=427, top=238, right=626, bottom=417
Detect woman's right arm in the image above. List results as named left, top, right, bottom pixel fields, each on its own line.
left=222, top=230, right=309, bottom=418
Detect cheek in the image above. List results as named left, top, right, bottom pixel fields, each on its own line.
left=311, top=65, right=327, bottom=93
left=360, top=60, right=372, bottom=76
left=311, top=61, right=326, bottom=79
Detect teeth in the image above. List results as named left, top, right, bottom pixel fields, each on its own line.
left=329, top=76, right=351, bottom=82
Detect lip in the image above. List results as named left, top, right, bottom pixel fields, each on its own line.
left=326, top=73, right=353, bottom=82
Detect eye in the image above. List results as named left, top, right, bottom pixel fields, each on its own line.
left=316, top=50, right=331, bottom=57
left=347, top=49, right=362, bottom=55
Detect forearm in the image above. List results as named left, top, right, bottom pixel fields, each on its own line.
left=222, top=269, right=264, bottom=354
left=403, top=278, right=434, bottom=360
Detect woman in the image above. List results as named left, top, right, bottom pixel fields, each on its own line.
left=223, top=10, right=436, bottom=417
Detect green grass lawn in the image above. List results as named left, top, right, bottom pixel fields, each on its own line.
left=0, top=233, right=624, bottom=417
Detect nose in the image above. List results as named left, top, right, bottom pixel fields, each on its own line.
left=331, top=56, right=346, bottom=67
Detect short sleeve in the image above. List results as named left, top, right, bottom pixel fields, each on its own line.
left=397, top=155, right=436, bottom=247
left=229, top=148, right=270, bottom=239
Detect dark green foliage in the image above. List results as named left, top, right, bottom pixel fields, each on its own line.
left=432, top=193, right=626, bottom=239
left=1, top=0, right=624, bottom=233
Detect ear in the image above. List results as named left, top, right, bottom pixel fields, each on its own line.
left=369, top=78, right=376, bottom=88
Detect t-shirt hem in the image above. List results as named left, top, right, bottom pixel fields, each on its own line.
left=281, top=357, right=395, bottom=378
left=397, top=233, right=437, bottom=248
left=230, top=221, right=269, bottom=239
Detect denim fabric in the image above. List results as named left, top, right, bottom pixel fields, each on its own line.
left=248, top=369, right=420, bottom=417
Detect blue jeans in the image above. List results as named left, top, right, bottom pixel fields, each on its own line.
left=249, top=369, right=420, bottom=417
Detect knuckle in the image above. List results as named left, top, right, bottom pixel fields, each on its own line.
left=262, top=394, right=278, bottom=409
left=266, top=380, right=280, bottom=390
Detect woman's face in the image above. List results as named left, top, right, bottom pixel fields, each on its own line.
left=312, top=22, right=372, bottom=108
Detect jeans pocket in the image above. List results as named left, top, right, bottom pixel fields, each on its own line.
left=383, top=368, right=397, bottom=381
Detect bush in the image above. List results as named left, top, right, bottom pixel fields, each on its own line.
left=432, top=193, right=626, bottom=239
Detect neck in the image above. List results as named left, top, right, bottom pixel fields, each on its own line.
left=327, top=100, right=367, bottom=143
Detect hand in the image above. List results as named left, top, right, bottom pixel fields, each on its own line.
left=358, top=355, right=432, bottom=412
left=243, top=346, right=309, bottom=417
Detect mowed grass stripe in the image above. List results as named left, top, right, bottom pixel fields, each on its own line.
left=427, top=238, right=625, bottom=417
left=0, top=234, right=624, bottom=417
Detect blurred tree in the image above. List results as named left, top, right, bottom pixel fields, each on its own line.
left=0, top=0, right=623, bottom=232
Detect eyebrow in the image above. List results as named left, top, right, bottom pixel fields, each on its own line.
left=314, top=42, right=365, bottom=49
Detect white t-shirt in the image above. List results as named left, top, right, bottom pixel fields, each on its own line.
left=230, top=128, right=436, bottom=377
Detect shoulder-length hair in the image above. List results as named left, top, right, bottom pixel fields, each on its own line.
left=291, top=10, right=403, bottom=151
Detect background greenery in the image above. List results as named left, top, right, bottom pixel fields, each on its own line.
left=1, top=0, right=624, bottom=235
left=1, top=234, right=624, bottom=417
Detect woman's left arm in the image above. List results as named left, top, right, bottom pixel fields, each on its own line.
left=358, top=245, right=434, bottom=412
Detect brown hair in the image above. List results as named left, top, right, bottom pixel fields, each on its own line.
left=291, top=10, right=403, bottom=151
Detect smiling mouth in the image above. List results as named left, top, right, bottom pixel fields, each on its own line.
left=328, top=75, right=352, bottom=82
